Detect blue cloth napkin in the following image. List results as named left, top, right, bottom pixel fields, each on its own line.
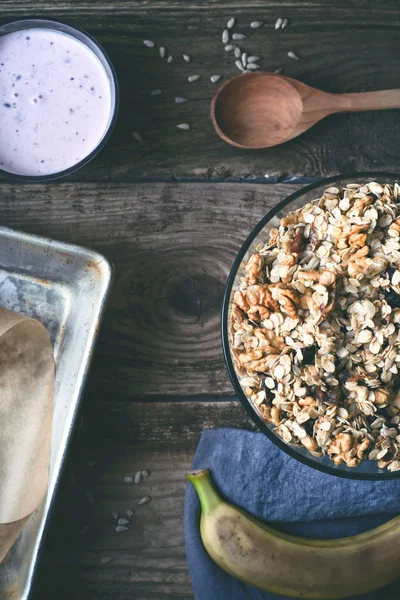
left=184, top=428, right=400, bottom=600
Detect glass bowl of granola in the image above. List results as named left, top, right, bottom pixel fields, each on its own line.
left=222, top=173, right=400, bottom=479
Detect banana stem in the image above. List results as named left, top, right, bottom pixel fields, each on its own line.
left=187, top=469, right=222, bottom=513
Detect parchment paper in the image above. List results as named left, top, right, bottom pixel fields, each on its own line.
left=0, top=307, right=54, bottom=562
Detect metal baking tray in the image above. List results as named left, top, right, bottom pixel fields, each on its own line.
left=0, top=225, right=112, bottom=599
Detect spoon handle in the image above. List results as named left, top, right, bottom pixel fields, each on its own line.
left=335, top=89, right=400, bottom=112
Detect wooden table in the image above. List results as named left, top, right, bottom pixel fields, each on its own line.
left=1, top=1, right=400, bottom=597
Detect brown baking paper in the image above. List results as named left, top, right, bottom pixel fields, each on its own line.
left=0, top=307, right=54, bottom=562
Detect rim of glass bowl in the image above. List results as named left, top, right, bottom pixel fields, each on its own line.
left=222, top=171, right=400, bottom=480
left=0, top=17, right=120, bottom=182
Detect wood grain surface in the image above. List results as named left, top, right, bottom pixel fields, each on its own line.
left=32, top=400, right=253, bottom=599
left=1, top=1, right=399, bottom=598
left=0, top=182, right=301, bottom=397
left=1, top=1, right=400, bottom=181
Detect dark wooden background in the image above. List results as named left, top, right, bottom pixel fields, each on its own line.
left=0, top=1, right=399, bottom=598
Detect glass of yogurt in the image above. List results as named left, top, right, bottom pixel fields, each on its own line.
left=0, top=19, right=119, bottom=180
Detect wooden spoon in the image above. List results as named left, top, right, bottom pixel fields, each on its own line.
left=210, top=72, right=400, bottom=149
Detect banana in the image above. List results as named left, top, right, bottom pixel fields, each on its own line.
left=187, top=469, right=400, bottom=599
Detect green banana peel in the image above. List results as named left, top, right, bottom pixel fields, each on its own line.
left=187, top=469, right=400, bottom=599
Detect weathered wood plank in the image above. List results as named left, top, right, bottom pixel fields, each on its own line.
left=1, top=3, right=400, bottom=180
left=0, top=182, right=302, bottom=397
left=32, top=400, right=253, bottom=599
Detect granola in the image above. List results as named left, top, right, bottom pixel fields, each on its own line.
left=231, top=181, right=400, bottom=471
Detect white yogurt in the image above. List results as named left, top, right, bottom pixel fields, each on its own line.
left=0, top=28, right=113, bottom=176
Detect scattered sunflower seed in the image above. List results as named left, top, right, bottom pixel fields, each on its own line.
left=288, top=51, right=300, bottom=60
left=167, top=55, right=173, bottom=63
left=141, top=470, right=150, bottom=477
left=274, top=18, right=283, bottom=29
left=210, top=74, right=222, bottom=83
left=159, top=46, right=166, bottom=58
left=85, top=491, right=95, bottom=505
left=247, top=55, right=261, bottom=63
left=225, top=44, right=235, bottom=52
left=115, top=525, right=130, bottom=533
left=188, top=74, right=201, bottom=82
left=222, top=29, right=229, bottom=44
left=183, top=54, right=191, bottom=63
left=134, top=470, right=142, bottom=484
left=234, top=46, right=241, bottom=58
left=241, top=52, right=247, bottom=66
left=250, top=21, right=264, bottom=29
left=150, top=89, right=162, bottom=96
left=282, top=18, right=289, bottom=29
left=138, top=496, right=151, bottom=505
left=143, top=40, right=155, bottom=48
left=176, top=123, right=191, bottom=130
left=126, top=509, right=136, bottom=517
left=79, top=524, right=89, bottom=537
left=123, top=476, right=133, bottom=484
left=274, top=68, right=283, bottom=74
left=101, top=557, right=115, bottom=564
left=235, top=60, right=245, bottom=72
left=112, top=511, right=119, bottom=520
left=247, top=63, right=260, bottom=70
left=118, top=518, right=130, bottom=526
left=232, top=33, right=247, bottom=40
left=132, top=132, right=143, bottom=142
left=175, top=96, right=188, bottom=104
left=227, top=17, right=236, bottom=29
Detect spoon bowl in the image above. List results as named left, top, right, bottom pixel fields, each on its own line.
left=211, top=72, right=400, bottom=150
left=211, top=73, right=303, bottom=149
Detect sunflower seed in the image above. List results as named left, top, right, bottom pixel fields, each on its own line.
left=274, top=68, right=283, bottom=74
left=210, top=74, right=222, bottom=83
left=112, top=511, right=119, bottom=520
left=134, top=470, right=142, bottom=484
left=176, top=123, right=190, bottom=130
left=175, top=96, right=188, bottom=104
left=167, top=55, right=173, bottom=63
left=235, top=60, right=245, bottom=72
left=85, top=491, right=95, bottom=505
left=288, top=51, right=300, bottom=60
left=79, top=524, right=89, bottom=536
left=234, top=47, right=241, bottom=58
left=250, top=21, right=264, bottom=29
left=183, top=54, right=191, bottom=63
left=123, top=476, right=133, bottom=484
left=232, top=33, right=246, bottom=40
left=274, top=18, right=283, bottom=29
left=143, top=40, right=155, bottom=48
left=126, top=509, right=136, bottom=517
left=159, top=46, right=166, bottom=58
left=118, top=518, right=130, bottom=526
left=225, top=44, right=235, bottom=52
left=281, top=18, right=289, bottom=29
left=247, top=63, right=260, bottom=70
left=150, top=89, right=162, bottom=96
left=139, top=496, right=151, bottom=505
left=243, top=70, right=251, bottom=74
left=132, top=131, right=143, bottom=142
left=115, top=525, right=130, bottom=533
left=141, top=470, right=150, bottom=477
left=101, top=557, right=115, bottom=564
left=222, top=29, right=229, bottom=44
left=241, top=52, right=247, bottom=66
left=227, top=17, right=236, bottom=29
left=188, top=74, right=201, bottom=82
left=247, top=56, right=261, bottom=63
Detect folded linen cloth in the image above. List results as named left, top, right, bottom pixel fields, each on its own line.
left=184, top=428, right=400, bottom=599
